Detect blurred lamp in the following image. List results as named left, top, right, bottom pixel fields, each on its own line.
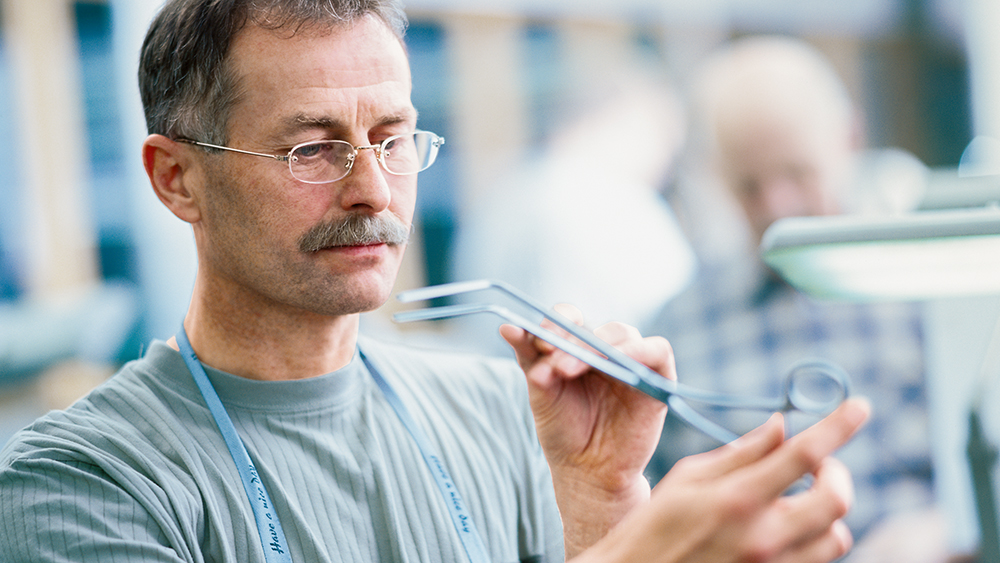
left=762, top=135, right=1000, bottom=302
left=760, top=206, right=1000, bottom=301
left=762, top=205, right=1000, bottom=561
left=760, top=136, right=1000, bottom=561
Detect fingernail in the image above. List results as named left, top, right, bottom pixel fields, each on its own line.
left=844, top=397, right=872, bottom=427
left=732, top=412, right=784, bottom=448
left=833, top=520, right=854, bottom=554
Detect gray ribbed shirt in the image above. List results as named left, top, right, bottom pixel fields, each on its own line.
left=0, top=336, right=563, bottom=562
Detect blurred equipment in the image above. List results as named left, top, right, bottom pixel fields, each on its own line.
left=760, top=139, right=1000, bottom=561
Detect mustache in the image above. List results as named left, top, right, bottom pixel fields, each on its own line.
left=298, top=213, right=412, bottom=253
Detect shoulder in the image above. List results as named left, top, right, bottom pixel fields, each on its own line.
left=0, top=342, right=214, bottom=560
left=1, top=341, right=210, bottom=490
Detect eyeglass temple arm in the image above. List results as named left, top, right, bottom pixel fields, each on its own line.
left=176, top=139, right=290, bottom=162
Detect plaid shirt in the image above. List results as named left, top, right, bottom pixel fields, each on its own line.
left=642, top=254, right=934, bottom=538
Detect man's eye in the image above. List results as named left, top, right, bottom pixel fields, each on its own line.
left=294, top=143, right=326, bottom=159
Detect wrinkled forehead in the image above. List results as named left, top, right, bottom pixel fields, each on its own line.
left=225, top=17, right=415, bottom=132
left=229, top=15, right=410, bottom=82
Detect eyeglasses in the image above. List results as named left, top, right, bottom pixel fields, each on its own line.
left=177, top=130, right=445, bottom=184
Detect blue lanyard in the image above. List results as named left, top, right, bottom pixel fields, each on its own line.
left=176, top=325, right=491, bottom=563
left=361, top=352, right=491, bottom=563
left=177, top=327, right=293, bottom=563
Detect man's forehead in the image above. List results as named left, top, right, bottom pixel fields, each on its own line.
left=229, top=16, right=409, bottom=79
left=225, top=17, right=414, bottom=129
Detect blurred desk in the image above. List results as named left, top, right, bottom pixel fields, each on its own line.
left=0, top=282, right=138, bottom=446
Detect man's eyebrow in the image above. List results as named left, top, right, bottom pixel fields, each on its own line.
left=291, top=115, right=347, bottom=131
left=278, top=112, right=419, bottom=137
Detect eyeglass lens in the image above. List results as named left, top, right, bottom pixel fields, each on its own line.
left=289, top=131, right=441, bottom=184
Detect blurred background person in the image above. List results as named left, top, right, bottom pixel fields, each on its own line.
left=643, top=35, right=942, bottom=561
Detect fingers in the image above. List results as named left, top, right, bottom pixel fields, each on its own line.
left=649, top=429, right=856, bottom=563
left=503, top=304, right=675, bottom=383
left=528, top=303, right=586, bottom=356
left=553, top=302, right=585, bottom=324
left=744, top=458, right=854, bottom=562
left=499, top=303, right=591, bottom=388
left=504, top=303, right=590, bottom=366
left=593, top=321, right=642, bottom=343
left=499, top=323, right=536, bottom=365
left=785, top=458, right=854, bottom=539
left=594, top=322, right=677, bottom=383
left=666, top=413, right=786, bottom=482
left=741, top=397, right=870, bottom=501
left=770, top=521, right=854, bottom=563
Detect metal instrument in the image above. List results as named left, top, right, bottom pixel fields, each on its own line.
left=394, top=279, right=852, bottom=444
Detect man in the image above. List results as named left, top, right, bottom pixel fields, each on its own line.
left=645, top=35, right=934, bottom=550
left=0, top=3, right=869, bottom=562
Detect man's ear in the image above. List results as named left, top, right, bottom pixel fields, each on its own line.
left=142, top=134, right=202, bottom=224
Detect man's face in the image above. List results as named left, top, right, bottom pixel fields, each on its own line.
left=191, top=16, right=417, bottom=318
left=718, top=116, right=853, bottom=243
left=188, top=17, right=416, bottom=315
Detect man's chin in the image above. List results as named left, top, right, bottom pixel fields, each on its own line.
left=322, top=275, right=397, bottom=316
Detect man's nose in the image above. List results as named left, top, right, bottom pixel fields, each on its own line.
left=759, top=177, right=810, bottom=220
left=337, top=148, right=391, bottom=212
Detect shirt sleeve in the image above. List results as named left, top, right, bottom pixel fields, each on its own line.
left=0, top=445, right=194, bottom=563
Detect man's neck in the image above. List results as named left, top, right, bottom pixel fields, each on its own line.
left=177, top=279, right=362, bottom=382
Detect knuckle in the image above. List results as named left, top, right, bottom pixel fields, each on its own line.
left=594, top=321, right=641, bottom=344
left=661, top=454, right=708, bottom=482
left=719, top=485, right=760, bottom=522
left=790, top=442, right=826, bottom=473
left=671, top=454, right=707, bottom=473
left=668, top=455, right=697, bottom=475
left=828, top=488, right=851, bottom=519
left=648, top=335, right=675, bottom=359
left=739, top=539, right=780, bottom=563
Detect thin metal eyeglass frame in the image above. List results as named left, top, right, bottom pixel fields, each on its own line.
left=175, top=130, right=444, bottom=184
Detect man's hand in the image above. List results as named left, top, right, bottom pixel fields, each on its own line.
left=579, top=398, right=870, bottom=563
left=502, top=307, right=870, bottom=563
left=500, top=307, right=677, bottom=556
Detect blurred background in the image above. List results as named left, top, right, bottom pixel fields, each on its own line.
left=0, top=0, right=996, bottom=558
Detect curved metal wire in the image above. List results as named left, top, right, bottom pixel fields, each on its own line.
left=394, top=279, right=852, bottom=444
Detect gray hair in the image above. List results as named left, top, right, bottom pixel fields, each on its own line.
left=693, top=35, right=856, bottom=154
left=138, top=0, right=408, bottom=144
